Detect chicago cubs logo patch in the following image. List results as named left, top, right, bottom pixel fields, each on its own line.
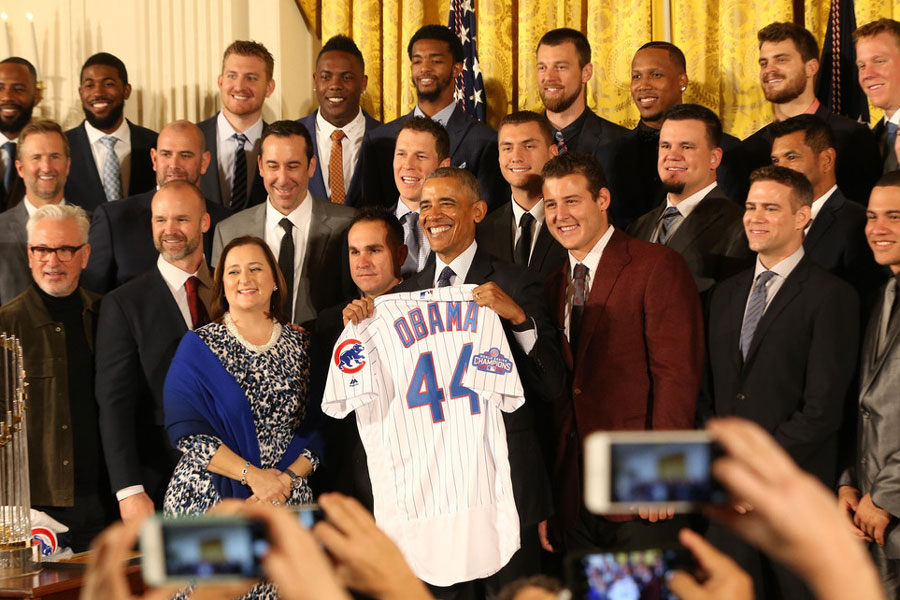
left=472, top=347, right=513, bottom=374
left=335, top=339, right=366, bottom=374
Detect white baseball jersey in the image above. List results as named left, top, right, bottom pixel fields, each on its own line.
left=323, top=285, right=524, bottom=586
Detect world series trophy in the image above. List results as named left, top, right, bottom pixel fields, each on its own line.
left=0, top=334, right=39, bottom=577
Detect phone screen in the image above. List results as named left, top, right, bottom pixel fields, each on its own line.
left=566, top=548, right=691, bottom=600
left=610, top=441, right=725, bottom=504
left=161, top=519, right=267, bottom=580
left=296, top=504, right=325, bottom=529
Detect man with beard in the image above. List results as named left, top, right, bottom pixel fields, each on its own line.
left=0, top=57, right=42, bottom=211
left=361, top=25, right=506, bottom=211
left=0, top=120, right=71, bottom=305
left=741, top=23, right=880, bottom=205
left=198, top=41, right=273, bottom=211
left=95, top=180, right=214, bottom=521
left=64, top=52, right=157, bottom=211
left=81, top=120, right=230, bottom=293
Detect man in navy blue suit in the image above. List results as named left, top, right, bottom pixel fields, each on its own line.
left=298, top=35, right=381, bottom=207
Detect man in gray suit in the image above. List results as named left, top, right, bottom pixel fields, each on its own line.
left=0, top=119, right=71, bottom=305
left=838, top=171, right=900, bottom=597
left=212, top=120, right=356, bottom=325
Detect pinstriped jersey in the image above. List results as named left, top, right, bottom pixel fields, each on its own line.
left=322, top=285, right=524, bottom=586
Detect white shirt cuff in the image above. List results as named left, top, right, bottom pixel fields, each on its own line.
left=512, top=318, right=537, bottom=354
left=116, top=485, right=146, bottom=501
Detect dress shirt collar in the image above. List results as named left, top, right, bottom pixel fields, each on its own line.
left=265, top=191, right=313, bottom=232
left=434, top=240, right=478, bottom=286
left=156, top=253, right=200, bottom=290
left=511, top=196, right=545, bottom=225
left=568, top=225, right=614, bottom=278
left=414, top=101, right=457, bottom=128
left=316, top=107, right=365, bottom=140
left=809, top=185, right=838, bottom=222
left=0, top=131, right=13, bottom=145
left=84, top=117, right=130, bottom=146
left=754, top=244, right=804, bottom=279
left=666, top=181, right=717, bottom=219
left=23, top=197, right=66, bottom=216
left=217, top=110, right=264, bottom=142
left=886, top=110, right=900, bottom=126
left=394, top=198, right=417, bottom=220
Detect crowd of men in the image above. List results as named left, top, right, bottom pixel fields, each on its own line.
left=0, top=15, right=899, bottom=600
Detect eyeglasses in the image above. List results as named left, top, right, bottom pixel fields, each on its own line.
left=28, top=244, right=86, bottom=262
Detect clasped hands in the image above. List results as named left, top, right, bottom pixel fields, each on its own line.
left=245, top=466, right=293, bottom=506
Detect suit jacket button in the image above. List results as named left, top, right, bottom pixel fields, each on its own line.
left=736, top=393, right=746, bottom=401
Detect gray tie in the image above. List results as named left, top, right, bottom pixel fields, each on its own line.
left=740, top=270, right=776, bottom=359
left=657, top=206, right=682, bottom=245
left=100, top=136, right=122, bottom=201
left=2, top=141, right=16, bottom=194
left=879, top=278, right=898, bottom=355
left=401, top=212, right=429, bottom=276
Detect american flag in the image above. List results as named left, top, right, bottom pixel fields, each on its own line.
left=448, top=0, right=485, bottom=122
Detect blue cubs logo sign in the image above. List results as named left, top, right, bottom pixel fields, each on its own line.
left=472, top=347, right=513, bottom=374
left=335, top=339, right=366, bottom=374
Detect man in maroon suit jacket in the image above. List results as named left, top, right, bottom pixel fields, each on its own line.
left=540, top=152, right=704, bottom=551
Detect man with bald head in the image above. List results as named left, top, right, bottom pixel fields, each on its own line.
left=96, top=180, right=215, bottom=521
left=0, top=57, right=42, bottom=211
left=82, top=120, right=229, bottom=293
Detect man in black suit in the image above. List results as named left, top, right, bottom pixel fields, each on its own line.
left=0, top=57, right=41, bottom=211
left=628, top=104, right=750, bottom=295
left=704, top=165, right=859, bottom=600
left=361, top=25, right=505, bottom=210
left=855, top=19, right=900, bottom=174
left=741, top=22, right=880, bottom=205
left=395, top=167, right=564, bottom=598
left=299, top=35, right=381, bottom=207
left=82, top=120, right=230, bottom=293
left=770, top=114, right=884, bottom=297
left=197, top=41, right=273, bottom=211
left=96, top=180, right=215, bottom=521
left=476, top=110, right=566, bottom=281
left=64, top=53, right=157, bottom=211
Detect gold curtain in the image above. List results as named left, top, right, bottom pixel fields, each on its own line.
left=296, top=0, right=900, bottom=137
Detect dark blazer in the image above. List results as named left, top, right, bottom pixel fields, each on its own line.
left=872, top=119, right=899, bottom=174
left=0, top=201, right=30, bottom=305
left=64, top=120, right=158, bottom=211
left=95, top=263, right=213, bottom=505
left=705, top=256, right=859, bottom=486
left=740, top=104, right=881, bottom=205
left=627, top=184, right=752, bottom=294
left=196, top=114, right=268, bottom=210
left=475, top=202, right=567, bottom=281
left=360, top=104, right=507, bottom=210
left=394, top=247, right=565, bottom=527
left=1, top=169, right=24, bottom=212
left=297, top=109, right=381, bottom=207
left=545, top=229, right=704, bottom=529
left=82, top=188, right=231, bottom=294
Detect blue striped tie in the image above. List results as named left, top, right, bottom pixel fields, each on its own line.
left=740, top=270, right=776, bottom=359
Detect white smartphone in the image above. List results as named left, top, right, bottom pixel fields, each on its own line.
left=583, top=430, right=726, bottom=514
left=140, top=514, right=268, bottom=587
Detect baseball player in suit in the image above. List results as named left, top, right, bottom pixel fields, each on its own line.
left=855, top=19, right=900, bottom=175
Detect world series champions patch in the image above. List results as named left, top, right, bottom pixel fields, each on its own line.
left=472, top=347, right=513, bottom=374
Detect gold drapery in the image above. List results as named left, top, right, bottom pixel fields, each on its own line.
left=296, top=0, right=900, bottom=138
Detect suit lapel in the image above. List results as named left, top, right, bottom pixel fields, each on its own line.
left=72, top=124, right=105, bottom=200
left=575, top=230, right=630, bottom=363
left=446, top=106, right=473, bottom=160
left=742, top=259, right=808, bottom=368
left=668, top=188, right=725, bottom=253
left=530, top=223, right=556, bottom=271
left=464, top=249, right=494, bottom=285
left=149, top=267, right=189, bottom=334
left=863, top=284, right=900, bottom=391
left=803, top=193, right=840, bottom=251
left=305, top=111, right=328, bottom=199
left=547, top=264, right=574, bottom=371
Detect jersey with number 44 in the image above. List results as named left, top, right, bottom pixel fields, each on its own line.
left=323, top=285, right=524, bottom=586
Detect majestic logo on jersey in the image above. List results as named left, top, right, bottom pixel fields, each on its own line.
left=472, top=347, right=513, bottom=374
left=335, top=339, right=366, bottom=374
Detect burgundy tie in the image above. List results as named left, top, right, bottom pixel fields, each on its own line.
left=185, top=276, right=211, bottom=329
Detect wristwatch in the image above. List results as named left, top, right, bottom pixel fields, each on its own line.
left=283, top=468, right=304, bottom=489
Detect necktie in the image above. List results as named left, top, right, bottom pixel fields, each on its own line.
left=570, top=263, right=589, bottom=345
left=437, top=266, right=455, bottom=288
left=100, top=136, right=122, bottom=201
left=514, top=212, right=535, bottom=266
left=402, top=212, right=428, bottom=276
left=887, top=121, right=898, bottom=159
left=555, top=131, right=568, bottom=154
left=2, top=141, right=16, bottom=195
left=329, top=129, right=346, bottom=204
left=231, top=133, right=249, bottom=210
left=184, top=276, right=210, bottom=330
left=879, top=278, right=898, bottom=355
left=278, top=218, right=295, bottom=320
left=657, top=206, right=682, bottom=245
left=740, top=270, right=776, bottom=359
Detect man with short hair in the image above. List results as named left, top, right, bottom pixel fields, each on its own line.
left=0, top=204, right=112, bottom=552
left=82, top=120, right=230, bottom=293
left=476, top=110, right=566, bottom=280
left=838, top=172, right=900, bottom=597
left=299, top=35, right=381, bottom=207
left=212, top=120, right=356, bottom=325
left=0, top=120, right=71, bottom=304
left=361, top=25, right=506, bottom=210
left=0, top=57, right=42, bottom=211
left=96, top=180, right=215, bottom=521
left=64, top=53, right=157, bottom=211
left=705, top=165, right=859, bottom=600
left=741, top=22, right=880, bottom=205
left=855, top=18, right=900, bottom=175
left=770, top=114, right=882, bottom=295
left=628, top=104, right=750, bottom=294
left=198, top=41, right=274, bottom=211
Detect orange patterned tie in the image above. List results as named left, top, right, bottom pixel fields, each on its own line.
left=329, top=129, right=346, bottom=204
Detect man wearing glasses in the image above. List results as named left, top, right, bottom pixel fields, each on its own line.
left=0, top=119, right=71, bottom=305
left=0, top=203, right=114, bottom=552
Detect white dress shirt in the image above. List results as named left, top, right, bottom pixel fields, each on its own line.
left=84, top=118, right=132, bottom=199
left=510, top=197, right=545, bottom=261
left=654, top=181, right=718, bottom=242
left=216, top=111, right=263, bottom=202
left=23, top=196, right=66, bottom=216
left=264, top=193, right=313, bottom=320
left=316, top=108, right=366, bottom=199
left=745, top=245, right=805, bottom=316
left=565, top=225, right=615, bottom=339
left=805, top=184, right=838, bottom=234
left=414, top=101, right=457, bottom=128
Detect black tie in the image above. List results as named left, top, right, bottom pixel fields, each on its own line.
left=514, top=212, right=535, bottom=266
left=278, top=218, right=295, bottom=319
left=437, top=266, right=455, bottom=288
left=231, top=133, right=249, bottom=209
